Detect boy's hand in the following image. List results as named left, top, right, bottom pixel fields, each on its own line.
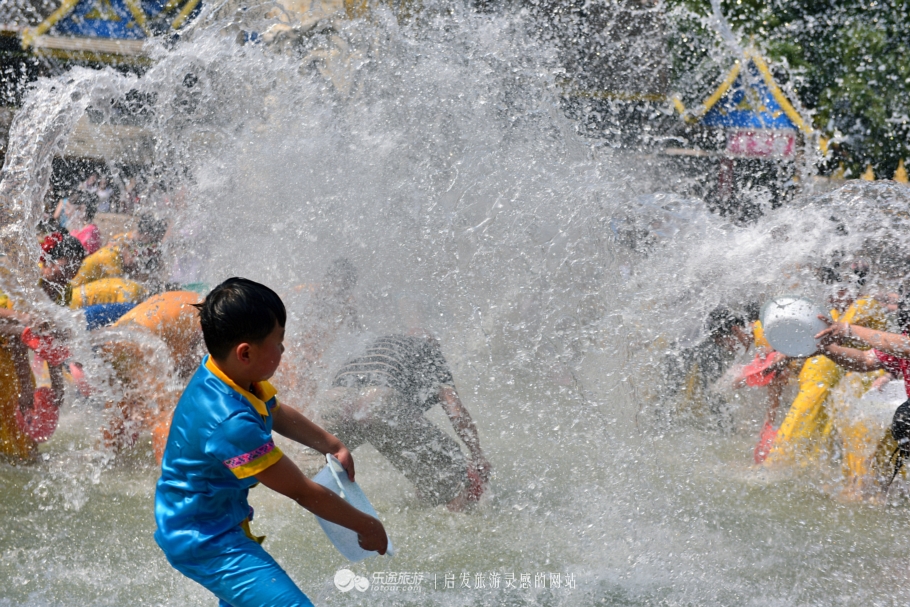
left=332, top=445, right=356, bottom=481
left=815, top=316, right=850, bottom=345
left=356, top=516, right=388, bottom=555
left=473, top=453, right=493, bottom=484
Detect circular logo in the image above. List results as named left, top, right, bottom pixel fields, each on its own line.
left=334, top=569, right=370, bottom=592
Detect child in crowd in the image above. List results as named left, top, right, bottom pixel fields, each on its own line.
left=154, top=278, right=387, bottom=607
left=39, top=232, right=86, bottom=306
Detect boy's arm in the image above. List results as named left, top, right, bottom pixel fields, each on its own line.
left=817, top=320, right=910, bottom=358
left=439, top=385, right=492, bottom=483
left=272, top=403, right=355, bottom=480
left=818, top=343, right=883, bottom=372
left=255, top=455, right=387, bottom=554
left=48, top=363, right=65, bottom=408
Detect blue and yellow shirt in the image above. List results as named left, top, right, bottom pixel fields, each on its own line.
left=154, top=356, right=283, bottom=562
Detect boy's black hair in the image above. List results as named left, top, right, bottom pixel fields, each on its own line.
left=743, top=301, right=761, bottom=324
left=705, top=305, right=745, bottom=338
left=196, top=277, right=286, bottom=359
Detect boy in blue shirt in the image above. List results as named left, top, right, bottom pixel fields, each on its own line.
left=154, top=277, right=387, bottom=607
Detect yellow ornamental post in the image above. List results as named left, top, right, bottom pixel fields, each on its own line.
left=861, top=164, right=875, bottom=181
left=894, top=159, right=908, bottom=184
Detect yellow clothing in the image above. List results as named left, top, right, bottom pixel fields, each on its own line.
left=0, top=338, right=36, bottom=459
left=113, top=291, right=202, bottom=372
left=72, top=244, right=123, bottom=286
left=765, top=299, right=887, bottom=468
left=833, top=297, right=888, bottom=335
left=766, top=354, right=841, bottom=466
left=0, top=291, right=34, bottom=457
left=829, top=371, right=895, bottom=497
left=753, top=320, right=770, bottom=349
left=70, top=278, right=146, bottom=309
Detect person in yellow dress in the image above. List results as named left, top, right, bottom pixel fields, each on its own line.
left=763, top=263, right=887, bottom=470
left=0, top=291, right=66, bottom=460
left=813, top=288, right=910, bottom=496
left=0, top=232, right=87, bottom=457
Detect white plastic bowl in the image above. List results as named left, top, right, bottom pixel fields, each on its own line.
left=312, top=454, right=394, bottom=561
left=760, top=296, right=828, bottom=357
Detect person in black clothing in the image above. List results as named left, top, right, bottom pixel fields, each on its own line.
left=661, top=306, right=753, bottom=425
left=312, top=333, right=491, bottom=511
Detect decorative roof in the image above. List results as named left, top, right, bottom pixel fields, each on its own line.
left=21, top=0, right=200, bottom=48
left=676, top=49, right=811, bottom=134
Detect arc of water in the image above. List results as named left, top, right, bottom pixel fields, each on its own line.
left=0, top=69, right=121, bottom=320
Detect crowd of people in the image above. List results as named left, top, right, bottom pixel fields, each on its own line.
left=0, top=189, right=492, bottom=508
left=0, top=183, right=499, bottom=603
left=12, top=172, right=910, bottom=603
left=664, top=257, right=910, bottom=501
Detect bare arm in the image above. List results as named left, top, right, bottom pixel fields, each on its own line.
left=439, top=385, right=492, bottom=482
left=819, top=343, right=883, bottom=372
left=48, top=364, right=65, bottom=408
left=272, top=402, right=355, bottom=480
left=255, top=455, right=387, bottom=554
left=817, top=320, right=910, bottom=359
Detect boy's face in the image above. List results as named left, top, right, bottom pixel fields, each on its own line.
left=248, top=322, right=285, bottom=382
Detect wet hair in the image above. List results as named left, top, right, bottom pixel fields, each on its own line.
left=324, top=257, right=358, bottom=292
left=40, top=232, right=85, bottom=273
left=195, top=277, right=286, bottom=359
left=743, top=301, right=761, bottom=323
left=886, top=400, right=910, bottom=491
left=137, top=213, right=168, bottom=243
left=705, top=306, right=745, bottom=338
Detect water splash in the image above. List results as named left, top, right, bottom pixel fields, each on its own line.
left=1, top=3, right=910, bottom=606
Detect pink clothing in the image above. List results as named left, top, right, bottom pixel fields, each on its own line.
left=71, top=224, right=101, bottom=255
left=875, top=349, right=910, bottom=397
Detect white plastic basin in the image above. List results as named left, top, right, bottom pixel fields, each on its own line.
left=760, top=296, right=828, bottom=357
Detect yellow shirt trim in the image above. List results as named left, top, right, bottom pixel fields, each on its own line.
left=752, top=320, right=770, bottom=349
left=204, top=356, right=278, bottom=417
left=231, top=445, right=284, bottom=479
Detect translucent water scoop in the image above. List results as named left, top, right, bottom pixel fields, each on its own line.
left=312, top=454, right=394, bottom=561
left=760, top=296, right=829, bottom=357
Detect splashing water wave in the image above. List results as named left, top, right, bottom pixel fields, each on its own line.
left=2, top=5, right=910, bottom=606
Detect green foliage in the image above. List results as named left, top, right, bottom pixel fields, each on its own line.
left=665, top=0, right=910, bottom=176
